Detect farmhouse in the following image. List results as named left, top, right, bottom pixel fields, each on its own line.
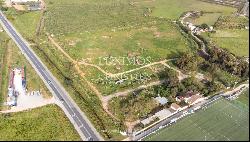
left=175, top=91, right=204, bottom=106
left=175, top=91, right=198, bottom=102
left=10, top=0, right=40, bottom=4
left=186, top=94, right=205, bottom=106
left=9, top=0, right=41, bottom=11
left=170, top=103, right=181, bottom=111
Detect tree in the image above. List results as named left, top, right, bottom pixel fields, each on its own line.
left=158, top=68, right=179, bottom=87
left=200, top=23, right=210, bottom=30
left=176, top=52, right=202, bottom=72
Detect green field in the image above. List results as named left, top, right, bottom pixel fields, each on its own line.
left=4, top=9, right=42, bottom=40
left=237, top=88, right=249, bottom=106
left=0, top=30, right=9, bottom=109
left=43, top=0, right=196, bottom=73
left=205, top=29, right=249, bottom=57
left=185, top=12, right=222, bottom=26
left=144, top=98, right=249, bottom=141
left=202, top=16, right=249, bottom=57
left=141, top=0, right=236, bottom=19
left=0, top=105, right=81, bottom=141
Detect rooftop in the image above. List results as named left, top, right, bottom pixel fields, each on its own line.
left=170, top=103, right=181, bottom=110
left=187, top=94, right=203, bottom=105
left=154, top=97, right=168, bottom=105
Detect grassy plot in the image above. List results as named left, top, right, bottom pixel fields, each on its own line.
left=44, top=0, right=150, bottom=34
left=204, top=29, right=249, bottom=57
left=55, top=21, right=193, bottom=70
left=0, top=105, right=81, bottom=141
left=138, top=0, right=236, bottom=19
left=40, top=0, right=197, bottom=95
left=4, top=8, right=42, bottom=39
left=44, top=0, right=196, bottom=73
left=202, top=16, right=249, bottom=57
left=236, top=88, right=249, bottom=106
left=0, top=31, right=10, bottom=109
left=185, top=12, right=222, bottom=26
left=84, top=64, right=159, bottom=95
left=28, top=36, right=127, bottom=140
left=144, top=98, right=249, bottom=141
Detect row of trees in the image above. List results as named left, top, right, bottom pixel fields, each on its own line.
left=175, top=52, right=204, bottom=72
left=207, top=46, right=249, bottom=78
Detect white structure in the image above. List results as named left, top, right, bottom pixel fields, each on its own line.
left=170, top=103, right=188, bottom=112
left=176, top=91, right=200, bottom=103
left=13, top=68, right=25, bottom=96
left=10, top=0, right=39, bottom=4
left=186, top=22, right=196, bottom=31
left=154, top=96, right=168, bottom=105
left=7, top=88, right=14, bottom=97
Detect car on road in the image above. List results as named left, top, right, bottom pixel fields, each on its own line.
left=47, top=80, right=52, bottom=84
left=87, top=137, right=93, bottom=141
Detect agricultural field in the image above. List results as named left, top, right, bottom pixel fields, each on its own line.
left=4, top=8, right=42, bottom=40
left=204, top=29, right=249, bottom=57
left=184, top=12, right=222, bottom=26
left=43, top=0, right=196, bottom=72
left=139, top=0, right=236, bottom=19
left=0, top=105, right=81, bottom=141
left=144, top=98, right=249, bottom=141
left=236, top=88, right=249, bottom=106
left=202, top=16, right=249, bottom=57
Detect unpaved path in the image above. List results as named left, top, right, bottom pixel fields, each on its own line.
left=48, top=35, right=120, bottom=120
left=103, top=62, right=205, bottom=107
left=79, top=59, right=177, bottom=77
left=47, top=34, right=207, bottom=124
left=35, top=0, right=46, bottom=36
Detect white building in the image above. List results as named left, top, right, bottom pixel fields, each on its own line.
left=13, top=68, right=26, bottom=96
left=170, top=103, right=181, bottom=111
left=10, top=0, right=40, bottom=4
left=154, top=96, right=168, bottom=105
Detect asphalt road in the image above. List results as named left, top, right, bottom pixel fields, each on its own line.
left=0, top=11, right=101, bottom=141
